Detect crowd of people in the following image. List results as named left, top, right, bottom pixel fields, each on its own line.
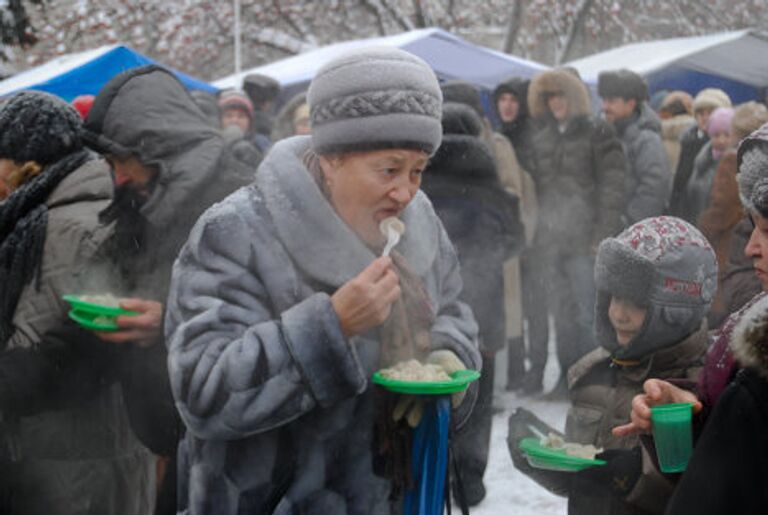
left=0, top=43, right=767, bottom=515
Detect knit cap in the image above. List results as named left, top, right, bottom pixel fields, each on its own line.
left=441, top=80, right=484, bottom=120
left=594, top=216, right=717, bottom=359
left=732, top=101, right=768, bottom=143
left=0, top=91, right=83, bottom=165
left=693, top=88, right=732, bottom=113
left=307, top=47, right=442, bottom=155
left=706, top=107, right=734, bottom=136
left=218, top=90, right=254, bottom=119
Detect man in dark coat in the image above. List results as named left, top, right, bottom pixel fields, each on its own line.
left=598, top=69, right=671, bottom=224
left=526, top=69, right=626, bottom=396
left=82, top=64, right=255, bottom=513
left=422, top=102, right=524, bottom=506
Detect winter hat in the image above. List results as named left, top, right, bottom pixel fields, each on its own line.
left=242, top=73, right=279, bottom=106
left=0, top=91, right=83, bottom=165
left=71, top=94, right=95, bottom=120
left=597, top=69, right=648, bottom=102
left=731, top=101, right=768, bottom=143
left=660, top=91, right=693, bottom=116
left=441, top=102, right=483, bottom=138
left=737, top=122, right=768, bottom=218
left=528, top=69, right=591, bottom=120
left=594, top=216, right=717, bottom=360
left=706, top=107, right=734, bottom=136
left=692, top=88, right=732, bottom=114
left=307, top=47, right=442, bottom=155
left=218, top=90, right=254, bottom=119
left=441, top=80, right=485, bottom=120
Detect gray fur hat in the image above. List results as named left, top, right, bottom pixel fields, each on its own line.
left=597, top=69, right=648, bottom=102
left=0, top=91, right=83, bottom=165
left=737, top=122, right=768, bottom=218
left=307, top=47, right=442, bottom=155
left=594, top=216, right=717, bottom=359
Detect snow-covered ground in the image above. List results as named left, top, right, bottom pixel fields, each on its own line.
left=468, top=342, right=570, bottom=514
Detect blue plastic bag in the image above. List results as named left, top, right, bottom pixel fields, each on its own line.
left=403, top=396, right=451, bottom=515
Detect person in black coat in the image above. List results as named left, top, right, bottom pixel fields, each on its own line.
left=421, top=102, right=524, bottom=506
left=665, top=294, right=768, bottom=514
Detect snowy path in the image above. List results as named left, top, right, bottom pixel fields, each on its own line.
left=467, top=341, right=570, bottom=514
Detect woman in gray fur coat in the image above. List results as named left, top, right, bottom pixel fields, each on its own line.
left=165, top=47, right=481, bottom=515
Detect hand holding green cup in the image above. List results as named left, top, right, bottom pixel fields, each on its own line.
left=651, top=402, right=693, bottom=473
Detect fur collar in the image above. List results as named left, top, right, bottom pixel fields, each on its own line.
left=731, top=294, right=768, bottom=378
left=255, top=136, right=439, bottom=288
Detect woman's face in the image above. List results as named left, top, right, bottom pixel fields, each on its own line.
left=608, top=296, right=648, bottom=347
left=710, top=130, right=731, bottom=154
left=320, top=148, right=428, bottom=247
left=746, top=211, right=768, bottom=292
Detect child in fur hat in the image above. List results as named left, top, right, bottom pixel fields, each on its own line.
left=509, top=215, right=717, bottom=515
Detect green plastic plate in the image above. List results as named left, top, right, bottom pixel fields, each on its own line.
left=68, top=309, right=120, bottom=332
left=519, top=437, right=606, bottom=472
left=372, top=369, right=480, bottom=395
left=62, top=295, right=137, bottom=316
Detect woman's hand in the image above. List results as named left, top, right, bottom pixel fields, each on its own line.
left=94, top=298, right=163, bottom=348
left=612, top=378, right=702, bottom=437
left=331, top=256, right=401, bottom=337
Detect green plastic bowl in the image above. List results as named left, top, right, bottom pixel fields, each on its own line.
left=68, top=309, right=120, bottom=332
left=62, top=295, right=136, bottom=316
left=371, top=369, right=480, bottom=395
left=518, top=437, right=606, bottom=472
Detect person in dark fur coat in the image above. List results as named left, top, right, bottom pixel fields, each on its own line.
left=421, top=102, right=524, bottom=506
left=526, top=69, right=627, bottom=396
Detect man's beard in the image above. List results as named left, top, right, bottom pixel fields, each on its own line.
left=99, top=185, right=148, bottom=274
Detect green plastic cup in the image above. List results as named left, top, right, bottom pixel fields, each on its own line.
left=651, top=402, right=693, bottom=473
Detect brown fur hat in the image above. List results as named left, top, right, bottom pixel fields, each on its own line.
left=528, top=69, right=591, bottom=120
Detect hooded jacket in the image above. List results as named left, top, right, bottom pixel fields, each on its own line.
left=613, top=103, right=671, bottom=224
left=82, top=66, right=254, bottom=470
left=3, top=159, right=154, bottom=515
left=660, top=113, right=694, bottom=172
left=165, top=136, right=481, bottom=514
left=422, top=103, right=524, bottom=354
left=667, top=295, right=768, bottom=515
left=527, top=70, right=626, bottom=251
left=493, top=77, right=535, bottom=172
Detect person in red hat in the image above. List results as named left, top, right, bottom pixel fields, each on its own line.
left=70, top=94, right=95, bottom=120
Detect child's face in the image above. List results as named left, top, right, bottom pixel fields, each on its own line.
left=608, top=297, right=648, bottom=347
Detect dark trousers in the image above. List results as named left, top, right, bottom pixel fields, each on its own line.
left=543, top=248, right=597, bottom=373
left=520, top=249, right=550, bottom=377
left=453, top=356, right=495, bottom=486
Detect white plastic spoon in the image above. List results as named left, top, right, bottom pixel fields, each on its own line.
left=379, top=217, right=406, bottom=257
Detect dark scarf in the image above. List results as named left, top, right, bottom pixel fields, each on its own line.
left=0, top=150, right=91, bottom=346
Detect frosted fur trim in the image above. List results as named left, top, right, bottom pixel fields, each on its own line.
left=731, top=294, right=768, bottom=378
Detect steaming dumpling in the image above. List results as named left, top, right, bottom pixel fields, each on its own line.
left=379, top=217, right=405, bottom=238
left=379, top=359, right=451, bottom=382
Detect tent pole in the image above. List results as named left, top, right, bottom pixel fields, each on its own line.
left=234, top=0, right=242, bottom=77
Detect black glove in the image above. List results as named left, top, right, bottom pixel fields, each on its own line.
left=507, top=407, right=564, bottom=471
left=576, top=447, right=642, bottom=498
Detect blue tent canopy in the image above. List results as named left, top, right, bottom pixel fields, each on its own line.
left=0, top=45, right=216, bottom=101
left=568, top=30, right=768, bottom=104
left=215, top=28, right=548, bottom=102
